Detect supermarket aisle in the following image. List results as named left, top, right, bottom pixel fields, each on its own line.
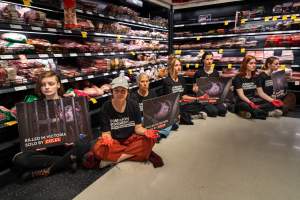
left=75, top=113, right=300, bottom=200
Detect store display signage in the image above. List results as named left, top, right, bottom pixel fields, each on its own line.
left=75, top=77, right=83, bottom=81
left=47, top=28, right=57, bottom=32
left=23, top=0, right=31, bottom=7
left=81, top=31, right=87, bottom=38
left=31, top=26, right=42, bottom=31
left=143, top=93, right=180, bottom=130
left=54, top=54, right=63, bottom=57
left=16, top=97, right=92, bottom=151
left=10, top=24, right=22, bottom=29
left=14, top=86, right=27, bottom=91
left=271, top=70, right=287, bottom=99
left=87, top=75, right=95, bottom=79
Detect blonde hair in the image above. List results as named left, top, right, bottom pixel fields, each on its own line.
left=35, top=70, right=64, bottom=98
left=262, top=56, right=279, bottom=70
left=168, top=56, right=180, bottom=78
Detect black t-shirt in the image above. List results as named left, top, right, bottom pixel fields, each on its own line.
left=130, top=90, right=157, bottom=115
left=256, top=72, right=274, bottom=96
left=162, top=75, right=187, bottom=97
left=100, top=99, right=142, bottom=140
left=193, top=68, right=219, bottom=83
left=232, top=75, right=257, bottom=101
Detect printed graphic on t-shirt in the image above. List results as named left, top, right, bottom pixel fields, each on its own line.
left=172, top=85, right=184, bottom=93
left=110, top=117, right=135, bottom=130
left=242, top=82, right=256, bottom=90
left=139, top=102, right=143, bottom=112
left=265, top=80, right=273, bottom=87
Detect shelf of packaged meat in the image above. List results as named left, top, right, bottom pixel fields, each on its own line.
left=174, top=20, right=235, bottom=28
left=0, top=24, right=168, bottom=42
left=0, top=62, right=167, bottom=94
left=0, top=50, right=168, bottom=60
left=173, top=30, right=300, bottom=40
left=173, top=48, right=300, bottom=53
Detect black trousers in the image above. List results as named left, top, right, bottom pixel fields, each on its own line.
left=203, top=103, right=227, bottom=117
left=235, top=101, right=268, bottom=119
left=12, top=139, right=93, bottom=174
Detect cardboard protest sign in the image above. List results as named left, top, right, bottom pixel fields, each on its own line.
left=16, top=97, right=92, bottom=151
left=271, top=70, right=288, bottom=99
left=143, top=93, right=180, bottom=130
left=196, top=77, right=232, bottom=104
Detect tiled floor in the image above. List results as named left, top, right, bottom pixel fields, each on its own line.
left=75, top=113, right=300, bottom=200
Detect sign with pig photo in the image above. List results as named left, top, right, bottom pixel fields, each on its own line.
left=271, top=70, right=288, bottom=99
left=143, top=93, right=180, bottom=130
left=16, top=97, right=92, bottom=151
left=196, top=77, right=232, bottom=104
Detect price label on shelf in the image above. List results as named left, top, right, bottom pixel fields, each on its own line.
left=23, top=0, right=31, bottom=6
left=241, top=48, right=246, bottom=53
left=10, top=24, right=22, bottom=29
left=112, top=71, right=117, bottom=75
left=53, top=54, right=63, bottom=57
left=282, top=15, right=288, bottom=21
left=70, top=53, right=78, bottom=57
left=77, top=9, right=83, bottom=13
left=264, top=16, right=271, bottom=22
left=116, top=35, right=122, bottom=42
left=64, top=30, right=72, bottom=34
left=0, top=55, right=14, bottom=59
left=4, top=121, right=17, bottom=126
left=90, top=98, right=97, bottom=104
left=196, top=36, right=201, bottom=41
left=224, top=20, right=229, bottom=26
left=103, top=73, right=109, bottom=76
left=86, top=11, right=93, bottom=15
left=14, top=86, right=27, bottom=91
left=175, top=50, right=182, bottom=55
left=186, top=64, right=190, bottom=68
left=81, top=32, right=88, bottom=38
left=272, top=16, right=278, bottom=21
left=280, top=64, right=286, bottom=70
left=128, top=69, right=133, bottom=74
left=110, top=52, right=116, bottom=55
left=31, top=26, right=42, bottom=31
left=291, top=15, right=297, bottom=20
left=218, top=49, right=224, bottom=54
left=295, top=81, right=300, bottom=86
left=61, top=79, right=68, bottom=83
left=195, top=64, right=199, bottom=68
left=130, top=52, right=136, bottom=56
left=38, top=54, right=49, bottom=58
left=241, top=19, right=247, bottom=24
left=47, top=28, right=57, bottom=32
left=211, top=63, right=215, bottom=69
left=87, top=75, right=95, bottom=79
left=228, top=64, right=232, bottom=69
left=97, top=53, right=104, bottom=56
left=84, top=53, right=92, bottom=56
left=75, top=77, right=83, bottom=81
left=199, top=49, right=204, bottom=54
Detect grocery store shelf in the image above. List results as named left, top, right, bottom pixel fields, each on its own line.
left=174, top=19, right=235, bottom=28
left=0, top=63, right=167, bottom=94
left=174, top=29, right=300, bottom=40
left=173, top=47, right=300, bottom=54
left=76, top=9, right=168, bottom=31
left=241, top=13, right=300, bottom=23
left=0, top=23, right=167, bottom=41
left=0, top=50, right=168, bottom=60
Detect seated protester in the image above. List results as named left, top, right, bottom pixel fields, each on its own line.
left=163, top=57, right=206, bottom=125
left=232, top=55, right=268, bottom=119
left=130, top=73, right=173, bottom=139
left=92, top=76, right=163, bottom=168
left=12, top=71, right=77, bottom=181
left=256, top=56, right=293, bottom=116
left=193, top=51, right=227, bottom=117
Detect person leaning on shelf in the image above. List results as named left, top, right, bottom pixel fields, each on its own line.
left=130, top=72, right=174, bottom=140
left=192, top=51, right=227, bottom=117
left=12, top=71, right=78, bottom=181
left=87, top=76, right=163, bottom=169
left=162, top=57, right=207, bottom=125
left=256, top=56, right=296, bottom=116
left=232, top=55, right=269, bottom=120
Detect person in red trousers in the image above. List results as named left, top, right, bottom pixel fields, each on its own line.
left=90, top=76, right=163, bottom=168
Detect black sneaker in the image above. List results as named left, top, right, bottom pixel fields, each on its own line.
left=171, top=124, right=179, bottom=131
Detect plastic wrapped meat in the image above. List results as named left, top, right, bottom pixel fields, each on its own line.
left=77, top=19, right=95, bottom=31
left=27, top=39, right=52, bottom=53
left=45, top=18, right=63, bottom=28
left=19, top=8, right=46, bottom=26
left=0, top=3, right=21, bottom=21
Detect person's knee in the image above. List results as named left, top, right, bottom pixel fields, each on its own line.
left=13, top=153, right=30, bottom=168
left=206, top=106, right=218, bottom=117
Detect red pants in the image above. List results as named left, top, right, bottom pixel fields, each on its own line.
left=92, top=134, right=155, bottom=162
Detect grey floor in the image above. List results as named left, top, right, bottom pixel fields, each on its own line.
left=75, top=113, right=300, bottom=200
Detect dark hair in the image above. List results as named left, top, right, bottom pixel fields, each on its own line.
left=262, top=56, right=279, bottom=70
left=239, top=55, right=256, bottom=77
left=201, top=51, right=213, bottom=64
left=35, top=70, right=64, bottom=98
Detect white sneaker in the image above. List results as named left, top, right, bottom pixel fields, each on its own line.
left=199, top=112, right=207, bottom=120
left=99, top=160, right=114, bottom=169
left=268, top=109, right=283, bottom=117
